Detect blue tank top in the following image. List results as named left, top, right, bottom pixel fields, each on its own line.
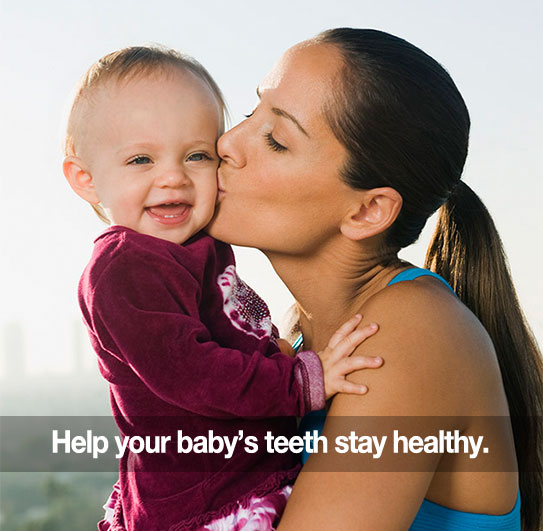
left=297, top=267, right=521, bottom=530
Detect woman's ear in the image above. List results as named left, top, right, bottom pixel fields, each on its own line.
left=63, top=156, right=100, bottom=205
left=340, top=187, right=403, bottom=241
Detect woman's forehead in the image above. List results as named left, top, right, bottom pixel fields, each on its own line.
left=258, top=43, right=343, bottom=133
left=260, top=42, right=341, bottom=92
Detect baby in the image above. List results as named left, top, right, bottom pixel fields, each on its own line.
left=63, top=46, right=381, bottom=530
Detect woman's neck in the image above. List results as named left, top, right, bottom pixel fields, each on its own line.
left=265, top=240, right=406, bottom=352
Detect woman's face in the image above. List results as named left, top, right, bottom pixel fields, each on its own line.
left=207, top=42, right=355, bottom=256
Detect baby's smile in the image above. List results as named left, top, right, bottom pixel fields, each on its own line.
left=145, top=202, right=193, bottom=225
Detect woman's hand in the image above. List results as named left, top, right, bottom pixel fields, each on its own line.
left=318, top=314, right=382, bottom=399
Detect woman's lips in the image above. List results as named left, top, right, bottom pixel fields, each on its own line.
left=145, top=203, right=191, bottom=225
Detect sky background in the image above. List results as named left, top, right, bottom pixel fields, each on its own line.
left=1, top=0, right=541, bottom=382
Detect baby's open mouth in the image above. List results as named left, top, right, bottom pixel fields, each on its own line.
left=146, top=203, right=191, bottom=224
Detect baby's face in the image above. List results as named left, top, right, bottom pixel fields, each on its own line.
left=81, top=70, right=221, bottom=244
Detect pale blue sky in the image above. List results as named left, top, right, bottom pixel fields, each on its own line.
left=1, top=0, right=541, bottom=376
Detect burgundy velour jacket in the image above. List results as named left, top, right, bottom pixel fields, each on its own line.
left=79, top=226, right=324, bottom=530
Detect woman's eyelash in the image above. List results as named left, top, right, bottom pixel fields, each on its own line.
left=265, top=132, right=287, bottom=152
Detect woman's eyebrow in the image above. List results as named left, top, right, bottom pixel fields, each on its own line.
left=256, top=87, right=310, bottom=138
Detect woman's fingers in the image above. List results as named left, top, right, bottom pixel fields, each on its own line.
left=327, top=314, right=362, bottom=349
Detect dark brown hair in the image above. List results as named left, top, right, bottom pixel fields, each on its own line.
left=65, top=45, right=228, bottom=223
left=317, top=27, right=542, bottom=529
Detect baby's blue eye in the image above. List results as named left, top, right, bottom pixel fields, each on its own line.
left=187, top=153, right=210, bottom=162
left=129, top=155, right=151, bottom=165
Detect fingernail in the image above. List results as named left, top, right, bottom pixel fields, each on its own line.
left=355, top=314, right=362, bottom=319
left=369, top=323, right=378, bottom=330
left=360, top=385, right=368, bottom=394
left=374, top=357, right=382, bottom=363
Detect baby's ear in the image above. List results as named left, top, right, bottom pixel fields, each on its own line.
left=63, top=156, right=100, bottom=204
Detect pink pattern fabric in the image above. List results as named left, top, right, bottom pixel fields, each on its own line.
left=217, top=265, right=273, bottom=340
left=200, top=485, right=292, bottom=531
left=99, top=483, right=292, bottom=531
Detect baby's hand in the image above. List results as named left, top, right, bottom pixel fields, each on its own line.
left=319, top=314, right=382, bottom=400
left=277, top=338, right=296, bottom=358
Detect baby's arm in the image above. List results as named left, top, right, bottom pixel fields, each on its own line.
left=84, top=250, right=379, bottom=419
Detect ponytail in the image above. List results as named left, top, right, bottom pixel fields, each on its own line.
left=425, top=181, right=543, bottom=530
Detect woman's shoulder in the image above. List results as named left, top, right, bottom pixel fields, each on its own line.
left=363, top=272, right=494, bottom=368
left=332, top=273, right=506, bottom=417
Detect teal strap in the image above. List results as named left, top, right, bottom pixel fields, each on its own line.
left=388, top=267, right=455, bottom=294
left=410, top=490, right=521, bottom=530
left=292, top=334, right=304, bottom=353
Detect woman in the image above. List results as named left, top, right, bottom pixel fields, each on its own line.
left=208, top=28, right=543, bottom=529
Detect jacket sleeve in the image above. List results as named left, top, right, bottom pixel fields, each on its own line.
left=85, top=248, right=325, bottom=419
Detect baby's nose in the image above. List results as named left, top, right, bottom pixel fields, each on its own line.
left=155, top=167, right=189, bottom=187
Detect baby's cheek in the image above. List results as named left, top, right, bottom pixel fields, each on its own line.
left=201, top=187, right=220, bottom=223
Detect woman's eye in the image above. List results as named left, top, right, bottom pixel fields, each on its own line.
left=264, top=132, right=287, bottom=152
left=187, top=152, right=211, bottom=162
left=128, top=155, right=151, bottom=165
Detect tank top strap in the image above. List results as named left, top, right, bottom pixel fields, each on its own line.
left=387, top=267, right=455, bottom=295
left=292, top=334, right=304, bottom=352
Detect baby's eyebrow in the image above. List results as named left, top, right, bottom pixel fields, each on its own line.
left=116, top=140, right=217, bottom=156
left=256, top=87, right=310, bottom=138
left=116, top=142, right=160, bottom=154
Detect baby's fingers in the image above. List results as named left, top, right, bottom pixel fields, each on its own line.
left=334, top=357, right=382, bottom=395
left=337, top=380, right=369, bottom=395
left=329, top=323, right=379, bottom=361
left=338, top=355, right=383, bottom=376
left=324, top=356, right=382, bottom=399
left=327, top=314, right=363, bottom=349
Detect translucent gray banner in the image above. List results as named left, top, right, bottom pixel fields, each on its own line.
left=0, top=415, right=530, bottom=473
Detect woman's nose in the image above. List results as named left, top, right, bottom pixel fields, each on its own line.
left=217, top=122, right=246, bottom=168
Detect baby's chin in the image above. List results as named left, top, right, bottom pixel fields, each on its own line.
left=150, top=226, right=205, bottom=246
left=117, top=224, right=197, bottom=246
